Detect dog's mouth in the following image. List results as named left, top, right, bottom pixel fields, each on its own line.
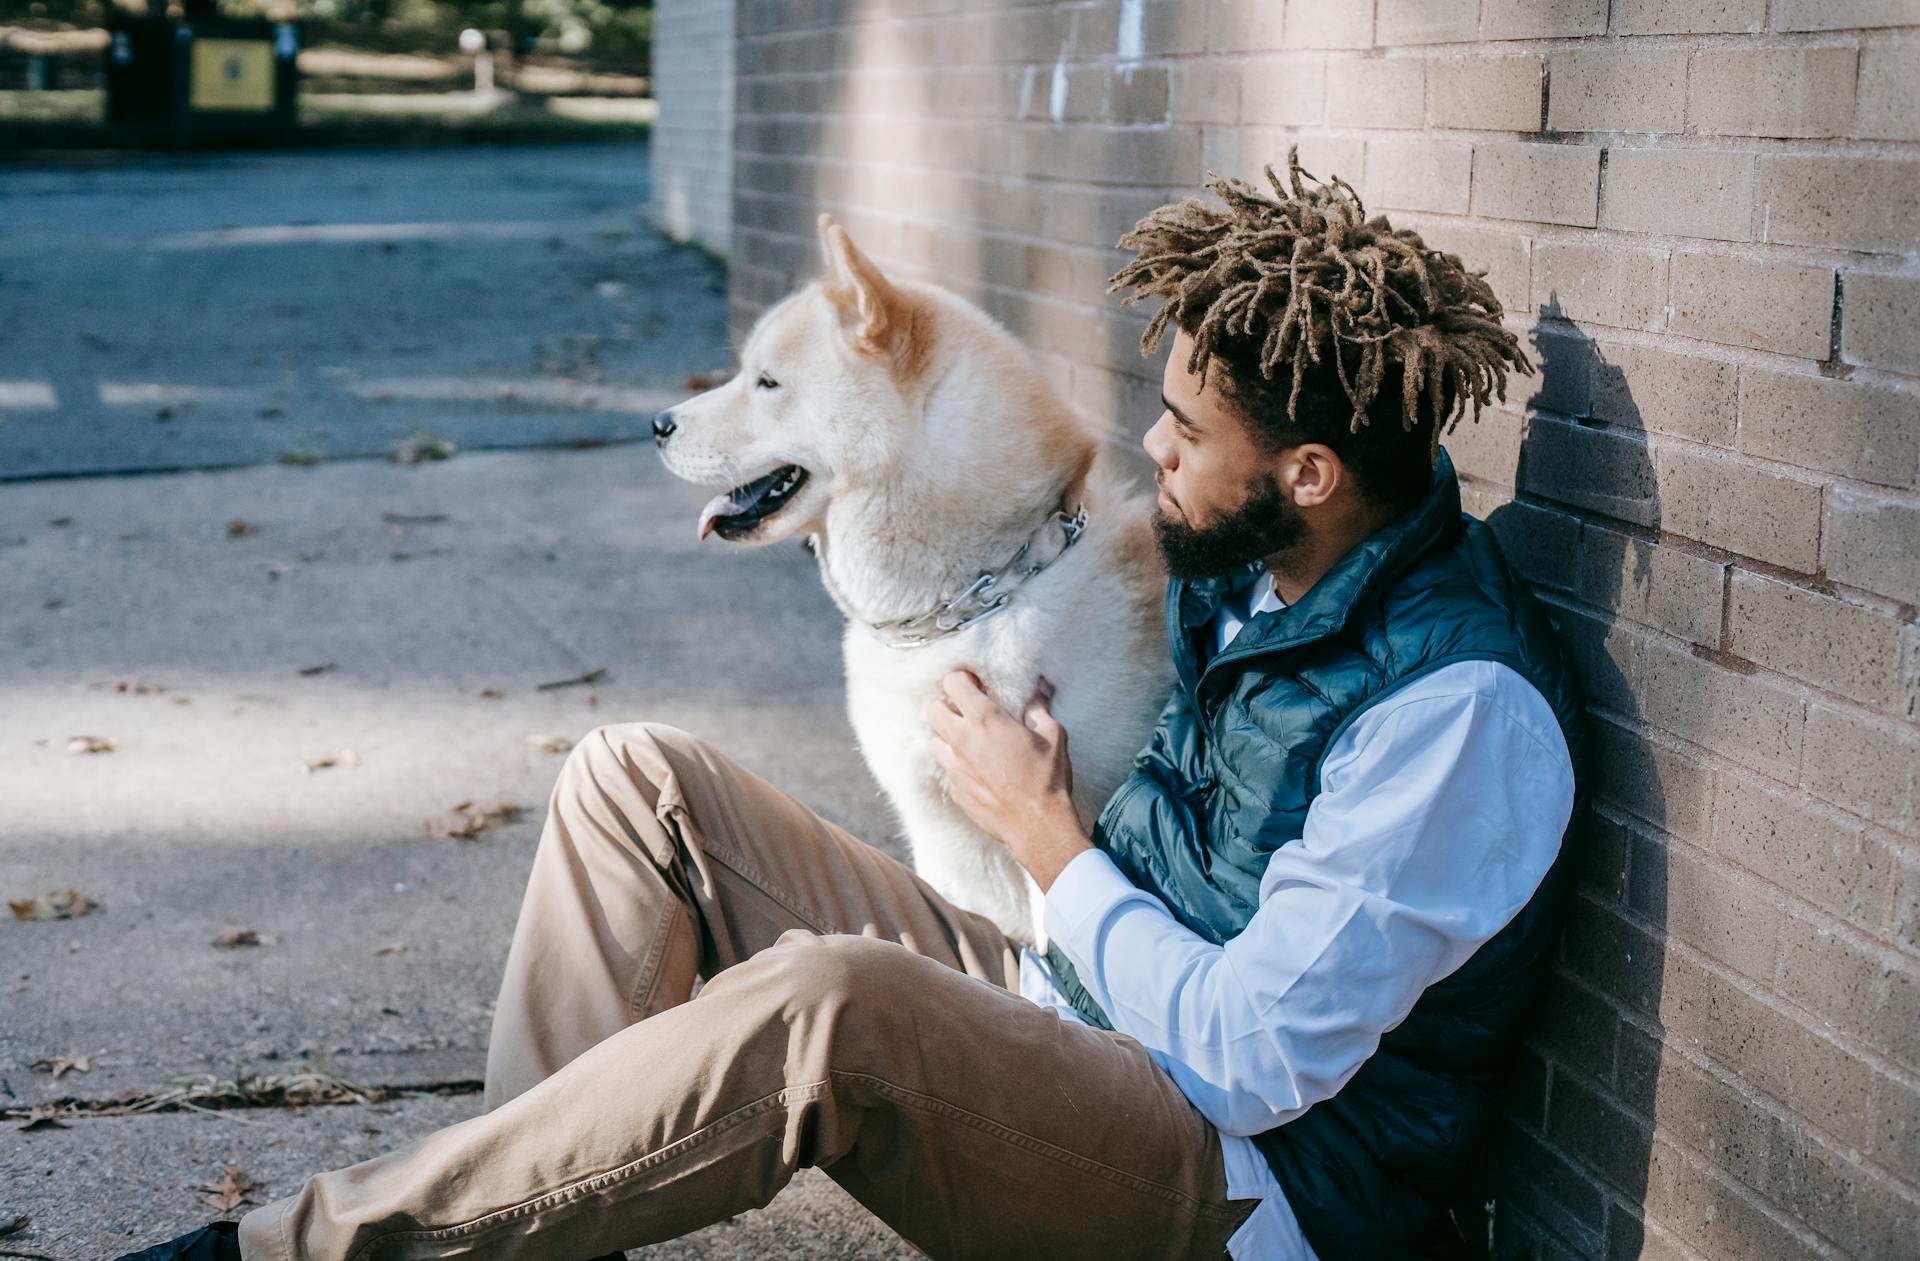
left=697, top=464, right=811, bottom=541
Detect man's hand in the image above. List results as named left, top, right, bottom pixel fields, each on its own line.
left=923, top=670, right=1092, bottom=892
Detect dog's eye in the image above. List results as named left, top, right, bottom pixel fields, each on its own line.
left=755, top=372, right=780, bottom=391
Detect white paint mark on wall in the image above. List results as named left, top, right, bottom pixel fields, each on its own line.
left=1018, top=65, right=1037, bottom=118
left=1118, top=0, right=1145, bottom=62
left=1049, top=50, right=1069, bottom=122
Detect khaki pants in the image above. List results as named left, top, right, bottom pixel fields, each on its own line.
left=239, top=723, right=1255, bottom=1261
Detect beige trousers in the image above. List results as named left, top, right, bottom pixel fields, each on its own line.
left=239, top=723, right=1255, bottom=1261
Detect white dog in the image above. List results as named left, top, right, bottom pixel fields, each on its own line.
left=654, top=216, right=1171, bottom=945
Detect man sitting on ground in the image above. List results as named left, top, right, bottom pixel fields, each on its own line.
left=125, top=152, right=1583, bottom=1261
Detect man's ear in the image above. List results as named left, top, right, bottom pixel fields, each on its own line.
left=1284, top=444, right=1345, bottom=509
left=817, top=213, right=912, bottom=362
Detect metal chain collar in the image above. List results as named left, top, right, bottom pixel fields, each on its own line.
left=862, top=502, right=1089, bottom=649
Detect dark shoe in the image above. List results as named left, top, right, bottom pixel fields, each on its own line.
left=112, top=1220, right=240, bottom=1261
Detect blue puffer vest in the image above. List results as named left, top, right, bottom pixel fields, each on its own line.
left=1044, top=449, right=1588, bottom=1261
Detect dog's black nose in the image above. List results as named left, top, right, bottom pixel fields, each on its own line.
left=651, top=410, right=677, bottom=442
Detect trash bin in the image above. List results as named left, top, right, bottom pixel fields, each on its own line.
left=105, top=0, right=298, bottom=146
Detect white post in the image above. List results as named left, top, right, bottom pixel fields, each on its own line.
left=459, top=28, right=493, bottom=97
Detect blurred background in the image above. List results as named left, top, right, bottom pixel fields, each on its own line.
left=0, top=0, right=657, bottom=145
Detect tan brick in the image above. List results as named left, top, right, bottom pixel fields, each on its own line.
left=1546, top=599, right=1648, bottom=713
left=1896, top=850, right=1920, bottom=951
left=1532, top=241, right=1668, bottom=332
left=1472, top=141, right=1601, bottom=227
left=1103, top=65, right=1171, bottom=124
left=1760, top=155, right=1920, bottom=252
left=1641, top=1035, right=1919, bottom=1258
left=1171, top=55, right=1242, bottom=123
left=1600, top=149, right=1756, bottom=242
left=1641, top=639, right=1805, bottom=781
left=1653, top=952, right=1881, bottom=1158
left=1426, top=55, right=1542, bottom=131
left=1485, top=1117, right=1609, bottom=1253
left=1576, top=523, right=1727, bottom=645
left=1856, top=44, right=1920, bottom=140
left=1739, top=369, right=1920, bottom=490
left=1547, top=48, right=1689, bottom=133
left=1324, top=57, right=1424, bottom=130
left=1590, top=342, right=1737, bottom=446
left=1376, top=0, right=1479, bottom=45
left=1520, top=320, right=1597, bottom=415
left=1204, top=0, right=1287, bottom=52
left=1280, top=0, right=1373, bottom=49
left=1611, top=0, right=1765, bottom=34
left=1774, top=0, right=1920, bottom=31
left=1516, top=413, right=1661, bottom=526
left=1481, top=0, right=1609, bottom=39
left=1633, top=834, right=1785, bottom=980
left=1728, top=570, right=1915, bottom=711
left=1778, top=915, right=1920, bottom=1069
left=1870, top=1057, right=1920, bottom=1192
left=1670, top=252, right=1835, bottom=361
left=1690, top=46, right=1859, bottom=139
left=1363, top=137, right=1471, bottom=214
left=1239, top=55, right=1325, bottom=125
left=1202, top=128, right=1364, bottom=191
left=1403, top=219, right=1532, bottom=314
left=1824, top=483, right=1920, bottom=606
left=1802, top=702, right=1919, bottom=833
left=1586, top=715, right=1717, bottom=841
left=1484, top=496, right=1582, bottom=590
left=1444, top=401, right=1528, bottom=487
left=1015, top=122, right=1205, bottom=186
left=1842, top=270, right=1920, bottom=375
left=1654, top=443, right=1824, bottom=570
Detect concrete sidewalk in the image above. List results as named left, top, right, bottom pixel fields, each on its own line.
left=0, top=144, right=914, bottom=1260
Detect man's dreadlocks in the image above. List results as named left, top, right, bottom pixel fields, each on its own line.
left=1109, top=148, right=1531, bottom=476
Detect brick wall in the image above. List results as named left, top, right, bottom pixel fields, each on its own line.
left=729, top=3, right=1920, bottom=1257
left=649, top=0, right=736, bottom=256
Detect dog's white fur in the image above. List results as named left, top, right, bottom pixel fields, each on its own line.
left=657, top=217, right=1171, bottom=944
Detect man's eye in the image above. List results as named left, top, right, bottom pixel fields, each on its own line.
left=756, top=373, right=780, bottom=390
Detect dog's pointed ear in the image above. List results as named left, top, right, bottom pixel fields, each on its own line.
left=818, top=214, right=911, bottom=361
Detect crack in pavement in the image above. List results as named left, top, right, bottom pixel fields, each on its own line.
left=5, top=1074, right=483, bottom=1124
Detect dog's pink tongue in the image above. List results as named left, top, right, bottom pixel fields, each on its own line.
left=697, top=489, right=747, bottom=540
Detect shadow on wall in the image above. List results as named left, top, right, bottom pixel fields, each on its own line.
left=1475, top=298, right=1667, bottom=1260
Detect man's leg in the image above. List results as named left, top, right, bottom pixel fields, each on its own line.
left=482, top=721, right=1020, bottom=1106
left=237, top=724, right=1252, bottom=1260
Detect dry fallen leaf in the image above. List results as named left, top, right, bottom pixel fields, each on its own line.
left=8, top=890, right=98, bottom=921
left=296, top=662, right=336, bottom=677
left=212, top=929, right=273, bottom=949
left=373, top=942, right=408, bottom=956
left=528, top=734, right=572, bottom=754
left=104, top=679, right=166, bottom=695
left=477, top=687, right=504, bottom=700
left=30, top=1055, right=90, bottom=1079
left=427, top=800, right=524, bottom=840
left=391, top=432, right=457, bottom=465
left=19, top=1107, right=67, bottom=1132
left=66, top=735, right=115, bottom=754
left=226, top=518, right=256, bottom=537
left=303, top=749, right=361, bottom=774
left=197, top=1164, right=264, bottom=1215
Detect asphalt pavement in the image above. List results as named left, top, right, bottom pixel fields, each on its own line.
left=0, top=143, right=915, bottom=1260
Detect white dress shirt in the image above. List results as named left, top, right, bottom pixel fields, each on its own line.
left=1017, top=569, right=1576, bottom=1260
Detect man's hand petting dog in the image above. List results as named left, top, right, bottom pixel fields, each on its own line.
left=925, top=670, right=1091, bottom=893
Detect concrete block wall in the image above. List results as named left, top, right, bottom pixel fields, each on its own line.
left=729, top=2, right=1920, bottom=1258
left=649, top=0, right=737, bottom=256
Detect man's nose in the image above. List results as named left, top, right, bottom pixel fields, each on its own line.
left=651, top=410, right=677, bottom=443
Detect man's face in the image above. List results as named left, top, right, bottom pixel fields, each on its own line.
left=1141, top=330, right=1306, bottom=581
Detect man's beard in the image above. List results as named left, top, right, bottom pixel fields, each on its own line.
left=1152, top=472, right=1307, bottom=581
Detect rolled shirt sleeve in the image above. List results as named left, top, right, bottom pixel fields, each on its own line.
left=1042, top=660, right=1575, bottom=1138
